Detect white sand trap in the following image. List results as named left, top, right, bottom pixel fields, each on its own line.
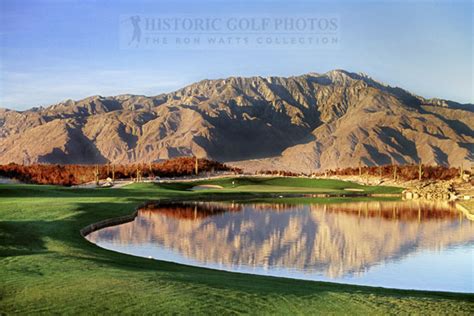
left=344, top=188, right=365, bottom=192
left=190, top=184, right=224, bottom=191
left=0, top=176, right=22, bottom=184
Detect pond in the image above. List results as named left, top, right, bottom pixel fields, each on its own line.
left=85, top=199, right=473, bottom=293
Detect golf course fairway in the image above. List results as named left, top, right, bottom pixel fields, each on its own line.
left=1, top=178, right=473, bottom=314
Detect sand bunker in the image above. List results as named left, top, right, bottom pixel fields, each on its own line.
left=0, top=176, right=22, bottom=184
left=190, top=184, right=224, bottom=191
left=344, top=188, right=365, bottom=192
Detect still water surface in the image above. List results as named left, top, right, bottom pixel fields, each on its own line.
left=86, top=200, right=473, bottom=292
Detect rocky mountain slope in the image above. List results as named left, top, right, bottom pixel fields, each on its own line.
left=0, top=70, right=472, bottom=172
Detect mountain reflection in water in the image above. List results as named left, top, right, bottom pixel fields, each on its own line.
left=87, top=200, right=473, bottom=280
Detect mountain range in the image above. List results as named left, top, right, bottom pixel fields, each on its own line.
left=0, top=70, right=472, bottom=172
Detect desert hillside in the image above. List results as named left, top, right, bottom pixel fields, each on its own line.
left=0, top=70, right=472, bottom=172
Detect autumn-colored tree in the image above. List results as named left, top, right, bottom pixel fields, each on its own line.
left=0, top=157, right=236, bottom=186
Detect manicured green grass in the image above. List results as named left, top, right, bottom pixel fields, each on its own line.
left=0, top=178, right=472, bottom=314
left=158, top=176, right=403, bottom=194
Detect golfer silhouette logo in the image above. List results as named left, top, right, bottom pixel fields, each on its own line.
left=128, top=15, right=141, bottom=47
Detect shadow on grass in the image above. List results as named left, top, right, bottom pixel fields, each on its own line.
left=0, top=221, right=47, bottom=257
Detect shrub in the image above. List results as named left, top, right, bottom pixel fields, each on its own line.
left=0, top=157, right=239, bottom=186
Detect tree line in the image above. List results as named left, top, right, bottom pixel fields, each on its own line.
left=316, top=164, right=469, bottom=181
left=0, top=157, right=239, bottom=186
left=256, top=164, right=471, bottom=182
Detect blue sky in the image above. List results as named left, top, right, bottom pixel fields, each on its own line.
left=0, top=0, right=472, bottom=110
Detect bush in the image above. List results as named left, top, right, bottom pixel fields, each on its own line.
left=315, top=164, right=466, bottom=181
left=0, top=157, right=239, bottom=186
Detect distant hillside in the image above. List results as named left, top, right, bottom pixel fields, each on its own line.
left=1, top=70, right=472, bottom=172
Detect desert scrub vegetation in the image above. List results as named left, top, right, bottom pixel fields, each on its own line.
left=0, top=157, right=240, bottom=186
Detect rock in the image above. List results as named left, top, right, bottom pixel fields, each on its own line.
left=404, top=180, right=461, bottom=201
left=404, top=191, right=413, bottom=200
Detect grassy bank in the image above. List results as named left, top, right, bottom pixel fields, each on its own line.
left=1, top=178, right=472, bottom=314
